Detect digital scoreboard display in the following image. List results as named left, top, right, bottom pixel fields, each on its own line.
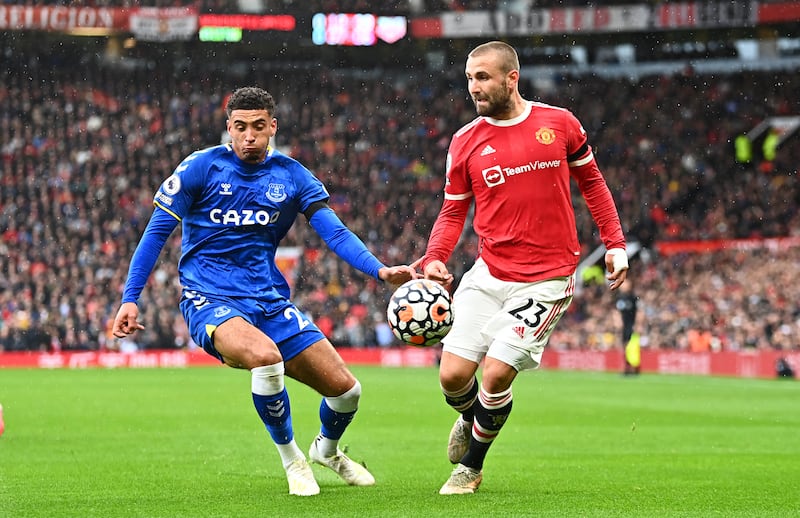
left=312, top=13, right=407, bottom=46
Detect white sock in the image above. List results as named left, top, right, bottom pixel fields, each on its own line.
left=314, top=433, right=338, bottom=458
left=276, top=440, right=304, bottom=468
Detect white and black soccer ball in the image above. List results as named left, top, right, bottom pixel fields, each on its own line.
left=386, top=279, right=453, bottom=347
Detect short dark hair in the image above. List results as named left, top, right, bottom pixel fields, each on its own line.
left=468, top=41, right=520, bottom=74
left=226, top=87, right=276, bottom=117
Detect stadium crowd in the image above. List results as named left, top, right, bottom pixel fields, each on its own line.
left=1, top=39, right=798, bottom=354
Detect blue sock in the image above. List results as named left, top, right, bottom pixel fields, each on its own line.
left=319, top=398, right=355, bottom=440
left=253, top=389, right=294, bottom=444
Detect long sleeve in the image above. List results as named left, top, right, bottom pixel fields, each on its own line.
left=309, top=206, right=385, bottom=280
left=421, top=197, right=471, bottom=270
left=121, top=208, right=179, bottom=303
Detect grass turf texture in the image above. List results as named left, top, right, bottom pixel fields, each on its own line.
left=1, top=366, right=798, bottom=517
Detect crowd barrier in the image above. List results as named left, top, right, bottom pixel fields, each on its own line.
left=0, top=348, right=796, bottom=379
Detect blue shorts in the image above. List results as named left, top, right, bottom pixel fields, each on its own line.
left=179, top=289, right=325, bottom=364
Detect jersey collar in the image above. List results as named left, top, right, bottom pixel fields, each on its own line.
left=484, top=100, right=532, bottom=127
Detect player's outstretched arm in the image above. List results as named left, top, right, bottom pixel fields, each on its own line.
left=112, top=302, right=146, bottom=338
left=415, top=197, right=468, bottom=289
left=309, top=205, right=400, bottom=281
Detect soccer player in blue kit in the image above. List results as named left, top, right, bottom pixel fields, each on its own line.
left=112, top=86, right=416, bottom=496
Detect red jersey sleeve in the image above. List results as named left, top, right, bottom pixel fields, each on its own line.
left=421, top=197, right=471, bottom=270
left=565, top=112, right=626, bottom=251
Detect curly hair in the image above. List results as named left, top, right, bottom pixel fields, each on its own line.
left=226, top=86, right=276, bottom=117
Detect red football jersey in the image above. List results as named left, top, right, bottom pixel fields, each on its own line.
left=425, top=101, right=625, bottom=282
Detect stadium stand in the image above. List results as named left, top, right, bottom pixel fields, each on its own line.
left=0, top=0, right=698, bottom=13
left=0, top=18, right=798, bottom=355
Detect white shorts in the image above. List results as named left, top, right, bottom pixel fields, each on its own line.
left=442, top=257, right=575, bottom=372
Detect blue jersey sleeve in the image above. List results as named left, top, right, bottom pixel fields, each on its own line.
left=121, top=208, right=179, bottom=303
left=153, top=147, right=212, bottom=220
left=309, top=207, right=384, bottom=280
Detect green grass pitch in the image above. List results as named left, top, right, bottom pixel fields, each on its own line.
left=1, top=365, right=798, bottom=517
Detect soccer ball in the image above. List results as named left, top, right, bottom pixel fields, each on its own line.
left=387, top=279, right=454, bottom=347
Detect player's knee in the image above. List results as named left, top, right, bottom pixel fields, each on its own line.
left=325, top=379, right=361, bottom=413
left=232, top=345, right=282, bottom=369
left=439, top=369, right=474, bottom=393
left=251, top=362, right=285, bottom=395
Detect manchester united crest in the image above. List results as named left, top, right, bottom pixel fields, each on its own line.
left=535, top=127, right=556, bottom=145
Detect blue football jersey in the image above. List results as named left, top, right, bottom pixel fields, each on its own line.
left=153, top=144, right=328, bottom=300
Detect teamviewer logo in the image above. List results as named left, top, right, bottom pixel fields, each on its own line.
left=482, top=165, right=505, bottom=187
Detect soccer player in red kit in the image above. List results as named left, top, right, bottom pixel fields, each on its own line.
left=417, top=41, right=629, bottom=495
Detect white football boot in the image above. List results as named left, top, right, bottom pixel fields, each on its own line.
left=439, top=463, right=483, bottom=495
left=309, top=437, right=375, bottom=486
left=447, top=416, right=471, bottom=464
left=284, top=457, right=320, bottom=496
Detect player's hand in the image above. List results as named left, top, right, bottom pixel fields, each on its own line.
left=112, top=302, right=146, bottom=338
left=419, top=259, right=454, bottom=288
left=378, top=265, right=418, bottom=288
left=605, top=248, right=629, bottom=291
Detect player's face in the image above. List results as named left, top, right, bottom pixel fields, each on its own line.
left=227, top=109, right=277, bottom=164
left=465, top=54, right=514, bottom=119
